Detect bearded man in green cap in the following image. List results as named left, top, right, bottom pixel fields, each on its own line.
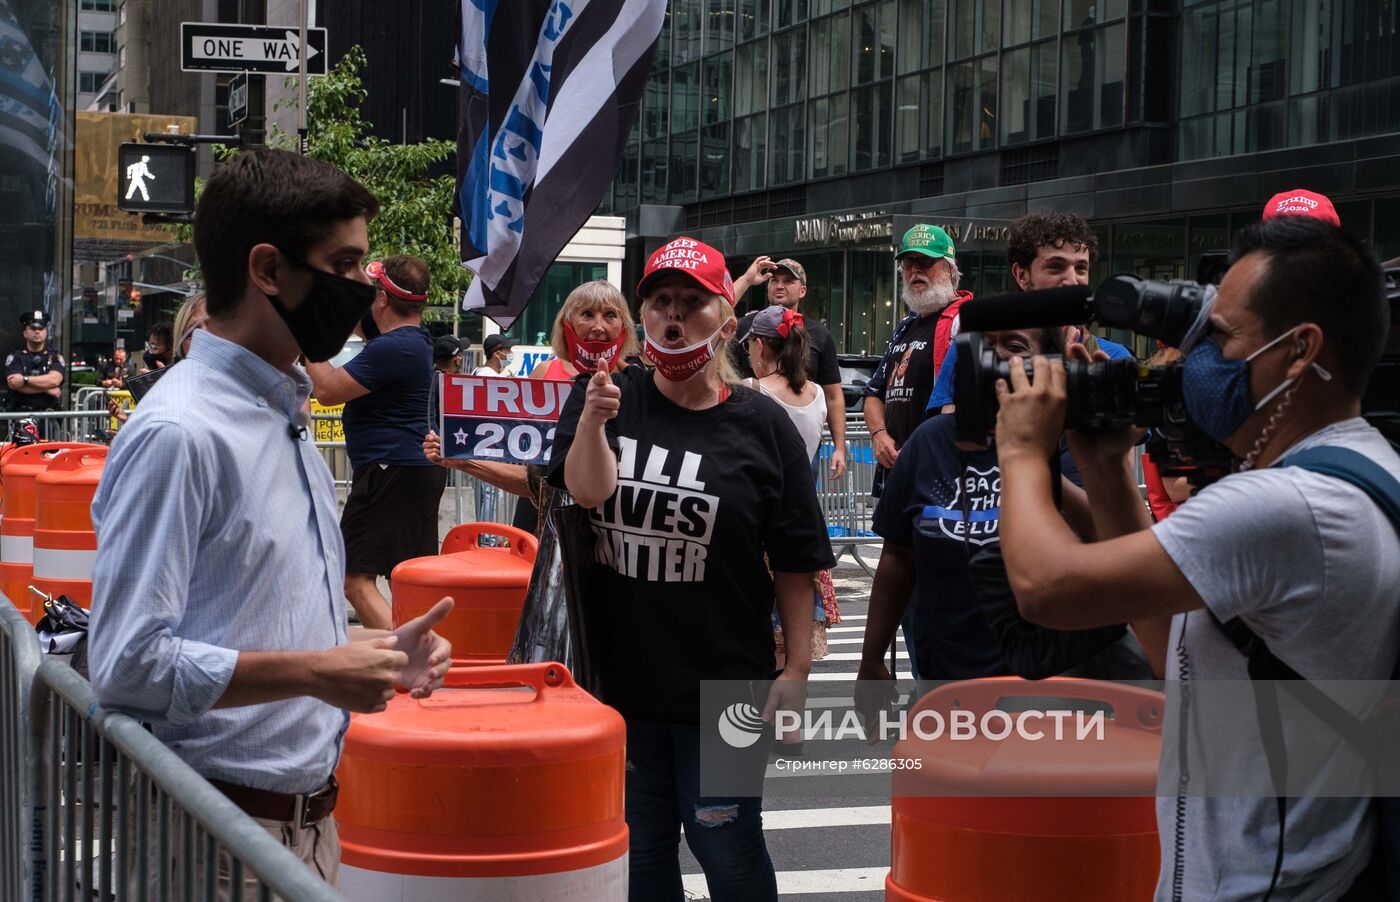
left=862, top=224, right=972, bottom=486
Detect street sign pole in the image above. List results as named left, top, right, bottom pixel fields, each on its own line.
left=298, top=0, right=308, bottom=154
left=228, top=71, right=249, bottom=128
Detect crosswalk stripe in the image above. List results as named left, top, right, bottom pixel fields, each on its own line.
left=826, top=626, right=866, bottom=634
left=809, top=671, right=912, bottom=682
left=683, top=867, right=890, bottom=897
left=825, top=636, right=902, bottom=646
left=763, top=806, right=891, bottom=830
left=836, top=614, right=866, bottom=620
left=814, top=652, right=865, bottom=662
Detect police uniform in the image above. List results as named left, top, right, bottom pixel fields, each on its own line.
left=5, top=310, right=66, bottom=416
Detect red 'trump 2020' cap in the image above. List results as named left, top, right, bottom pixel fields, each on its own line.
left=1262, top=189, right=1341, bottom=226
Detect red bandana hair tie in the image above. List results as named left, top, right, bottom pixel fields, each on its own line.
left=777, top=308, right=805, bottom=338
left=366, top=260, right=428, bottom=302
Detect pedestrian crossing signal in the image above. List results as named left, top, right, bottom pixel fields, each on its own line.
left=117, top=143, right=196, bottom=215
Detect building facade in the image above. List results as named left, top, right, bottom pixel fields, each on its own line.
left=603, top=0, right=1400, bottom=357
left=77, top=0, right=119, bottom=109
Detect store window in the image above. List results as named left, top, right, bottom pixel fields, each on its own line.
left=769, top=102, right=806, bottom=184
left=700, top=123, right=731, bottom=197
left=851, top=82, right=892, bottom=170
left=735, top=42, right=769, bottom=117
left=703, top=52, right=732, bottom=123
left=772, top=26, right=808, bottom=106
left=810, top=93, right=850, bottom=178
left=670, top=131, right=700, bottom=203
left=737, top=0, right=771, bottom=41
left=705, top=0, right=735, bottom=53
left=1001, top=41, right=1056, bottom=144
left=1061, top=21, right=1126, bottom=134
left=734, top=113, right=768, bottom=192
left=947, top=55, right=997, bottom=154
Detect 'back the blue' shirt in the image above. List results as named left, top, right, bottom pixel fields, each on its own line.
left=872, top=414, right=1007, bottom=680
left=342, top=325, right=434, bottom=469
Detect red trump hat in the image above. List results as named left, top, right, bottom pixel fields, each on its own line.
left=1262, top=189, right=1341, bottom=227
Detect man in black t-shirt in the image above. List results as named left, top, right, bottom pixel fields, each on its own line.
left=734, top=257, right=848, bottom=479
left=863, top=225, right=974, bottom=496
left=306, top=255, right=446, bottom=630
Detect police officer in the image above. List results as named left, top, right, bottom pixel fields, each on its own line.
left=6, top=310, right=67, bottom=435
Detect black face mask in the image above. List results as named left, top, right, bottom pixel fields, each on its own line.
left=267, top=255, right=377, bottom=362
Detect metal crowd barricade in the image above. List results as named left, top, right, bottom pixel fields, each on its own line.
left=0, top=600, right=41, bottom=902
left=29, top=658, right=345, bottom=902
left=817, top=427, right=882, bottom=578
left=0, top=410, right=116, bottom=445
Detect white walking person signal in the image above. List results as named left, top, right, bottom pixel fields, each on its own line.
left=125, top=155, right=154, bottom=201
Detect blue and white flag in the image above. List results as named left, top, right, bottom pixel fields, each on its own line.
left=456, top=0, right=664, bottom=328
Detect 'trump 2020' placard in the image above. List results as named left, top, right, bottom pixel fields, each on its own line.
left=439, top=374, right=574, bottom=466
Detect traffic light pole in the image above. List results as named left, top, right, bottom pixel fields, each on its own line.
left=298, top=0, right=309, bottom=154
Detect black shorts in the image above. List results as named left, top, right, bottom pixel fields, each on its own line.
left=341, top=464, right=450, bottom=576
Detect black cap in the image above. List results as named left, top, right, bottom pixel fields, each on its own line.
left=434, top=335, right=468, bottom=361
left=483, top=334, right=514, bottom=356
left=20, top=310, right=49, bottom=328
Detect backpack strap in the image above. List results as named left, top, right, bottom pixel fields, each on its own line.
left=1208, top=445, right=1400, bottom=901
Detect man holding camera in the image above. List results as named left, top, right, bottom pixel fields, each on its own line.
left=995, top=216, right=1399, bottom=899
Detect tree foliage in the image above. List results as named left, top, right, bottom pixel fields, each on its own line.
left=271, top=46, right=467, bottom=316
left=172, top=47, right=466, bottom=318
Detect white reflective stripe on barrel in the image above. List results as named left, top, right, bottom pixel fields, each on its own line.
left=32, top=547, right=97, bottom=581
left=340, top=855, right=628, bottom=902
left=0, top=534, right=33, bottom=565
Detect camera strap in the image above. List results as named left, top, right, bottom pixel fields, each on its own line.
left=1209, top=445, right=1400, bottom=902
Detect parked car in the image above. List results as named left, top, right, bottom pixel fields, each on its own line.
left=837, top=354, right=880, bottom=411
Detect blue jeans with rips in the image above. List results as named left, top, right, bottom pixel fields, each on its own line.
left=624, top=720, right=778, bottom=902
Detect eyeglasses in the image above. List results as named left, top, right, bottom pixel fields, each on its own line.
left=898, top=256, right=943, bottom=272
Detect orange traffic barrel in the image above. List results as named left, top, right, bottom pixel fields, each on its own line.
left=336, top=662, right=628, bottom=900
left=887, top=678, right=1163, bottom=902
left=31, top=447, right=108, bottom=609
left=0, top=443, right=95, bottom=623
left=391, top=522, right=538, bottom=667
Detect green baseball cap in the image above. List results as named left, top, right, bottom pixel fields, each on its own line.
left=896, top=224, right=956, bottom=262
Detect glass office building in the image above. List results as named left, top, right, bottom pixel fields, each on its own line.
left=604, top=0, right=1400, bottom=356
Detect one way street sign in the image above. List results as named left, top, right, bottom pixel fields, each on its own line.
left=180, top=22, right=327, bottom=75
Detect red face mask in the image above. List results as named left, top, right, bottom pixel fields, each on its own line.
left=644, top=323, right=726, bottom=382
left=562, top=322, right=626, bottom=374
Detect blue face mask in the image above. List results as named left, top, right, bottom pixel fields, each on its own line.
left=1182, top=324, right=1331, bottom=444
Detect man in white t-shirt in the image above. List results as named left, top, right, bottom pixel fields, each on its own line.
left=474, top=334, right=513, bottom=376
left=992, top=215, right=1399, bottom=901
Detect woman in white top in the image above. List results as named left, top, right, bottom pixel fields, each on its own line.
left=743, top=304, right=842, bottom=659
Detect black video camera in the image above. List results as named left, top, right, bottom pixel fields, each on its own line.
left=952, top=274, right=1234, bottom=484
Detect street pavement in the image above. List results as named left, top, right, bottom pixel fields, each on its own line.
left=680, top=545, right=903, bottom=902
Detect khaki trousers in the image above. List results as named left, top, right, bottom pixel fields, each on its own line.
left=135, top=807, right=340, bottom=901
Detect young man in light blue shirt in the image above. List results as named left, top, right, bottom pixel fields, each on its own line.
left=89, top=148, right=453, bottom=893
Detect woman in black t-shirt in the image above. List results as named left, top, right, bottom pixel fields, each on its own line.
left=550, top=237, right=835, bottom=902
